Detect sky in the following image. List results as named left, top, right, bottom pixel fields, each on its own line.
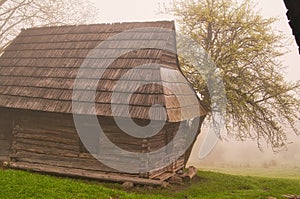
left=91, top=0, right=171, bottom=23
left=91, top=0, right=300, bottom=168
left=91, top=0, right=299, bottom=81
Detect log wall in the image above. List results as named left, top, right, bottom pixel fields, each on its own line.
left=7, top=109, right=201, bottom=183
left=10, top=111, right=121, bottom=175
left=0, top=107, right=14, bottom=161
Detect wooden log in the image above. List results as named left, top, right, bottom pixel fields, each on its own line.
left=13, top=152, right=145, bottom=174
left=9, top=162, right=165, bottom=186
left=174, top=157, right=185, bottom=170
left=17, top=127, right=76, bottom=139
left=2, top=161, right=9, bottom=168
left=155, top=172, right=175, bottom=181
left=11, top=152, right=116, bottom=173
left=13, top=142, right=78, bottom=157
left=167, top=174, right=183, bottom=184
left=78, top=152, right=94, bottom=159
left=282, top=195, right=300, bottom=199
left=182, top=166, right=197, bottom=182
left=13, top=151, right=140, bottom=178
left=14, top=138, right=79, bottom=152
left=79, top=153, right=149, bottom=169
left=14, top=132, right=78, bottom=145
left=0, top=140, right=11, bottom=157
left=149, top=164, right=175, bottom=180
left=122, top=182, right=134, bottom=189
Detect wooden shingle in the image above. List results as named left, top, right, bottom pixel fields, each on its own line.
left=0, top=21, right=206, bottom=122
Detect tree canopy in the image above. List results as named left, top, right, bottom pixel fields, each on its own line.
left=0, top=0, right=98, bottom=53
left=167, top=0, right=300, bottom=150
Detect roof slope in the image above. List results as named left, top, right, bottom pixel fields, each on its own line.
left=0, top=21, right=206, bottom=122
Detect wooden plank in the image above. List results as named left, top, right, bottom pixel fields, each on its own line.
left=149, top=157, right=185, bottom=180
left=149, top=165, right=172, bottom=180
left=20, top=121, right=75, bottom=133
left=11, top=152, right=116, bottom=173
left=11, top=152, right=148, bottom=176
left=15, top=138, right=79, bottom=152
left=155, top=172, right=175, bottom=181
left=182, top=166, right=197, bottom=182
left=13, top=142, right=78, bottom=157
left=12, top=150, right=143, bottom=172
left=16, top=127, right=77, bottom=141
left=14, top=132, right=78, bottom=145
left=0, top=155, right=10, bottom=161
left=9, top=162, right=164, bottom=186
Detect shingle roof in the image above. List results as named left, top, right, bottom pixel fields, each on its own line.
left=0, top=21, right=206, bottom=122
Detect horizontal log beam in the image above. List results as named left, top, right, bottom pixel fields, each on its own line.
left=9, top=162, right=165, bottom=186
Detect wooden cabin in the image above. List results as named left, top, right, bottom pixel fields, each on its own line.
left=0, top=21, right=206, bottom=185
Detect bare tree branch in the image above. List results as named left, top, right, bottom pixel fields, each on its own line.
left=0, top=0, right=8, bottom=6
left=0, top=0, right=98, bottom=53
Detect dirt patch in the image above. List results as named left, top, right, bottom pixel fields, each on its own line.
left=165, top=175, right=205, bottom=193
left=112, top=175, right=206, bottom=197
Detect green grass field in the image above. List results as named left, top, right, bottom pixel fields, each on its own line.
left=0, top=169, right=299, bottom=199
left=199, top=166, right=300, bottom=180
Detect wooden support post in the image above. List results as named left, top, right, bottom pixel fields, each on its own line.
left=182, top=166, right=197, bottom=182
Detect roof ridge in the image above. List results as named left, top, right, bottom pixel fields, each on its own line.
left=21, top=20, right=175, bottom=31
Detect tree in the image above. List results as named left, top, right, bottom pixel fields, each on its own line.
left=0, top=0, right=98, bottom=53
left=167, top=0, right=300, bottom=150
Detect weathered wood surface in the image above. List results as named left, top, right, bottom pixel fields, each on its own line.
left=0, top=141, right=10, bottom=155
left=148, top=156, right=184, bottom=180
left=0, top=107, right=13, bottom=161
left=282, top=194, right=300, bottom=199
left=182, top=166, right=198, bottom=182
left=167, top=175, right=183, bottom=184
left=9, top=162, right=165, bottom=186
left=7, top=109, right=202, bottom=183
left=0, top=21, right=207, bottom=122
left=10, top=114, right=126, bottom=175
left=11, top=152, right=118, bottom=173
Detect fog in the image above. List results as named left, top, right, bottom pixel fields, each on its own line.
left=187, top=0, right=300, bottom=171
left=188, top=128, right=300, bottom=169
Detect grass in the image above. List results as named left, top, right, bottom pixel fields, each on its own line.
left=199, top=166, right=300, bottom=180
left=0, top=169, right=299, bottom=199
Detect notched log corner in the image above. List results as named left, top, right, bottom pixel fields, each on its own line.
left=2, top=161, right=9, bottom=168
left=167, top=166, right=198, bottom=184
left=282, top=194, right=300, bottom=199
left=182, top=166, right=198, bottom=182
